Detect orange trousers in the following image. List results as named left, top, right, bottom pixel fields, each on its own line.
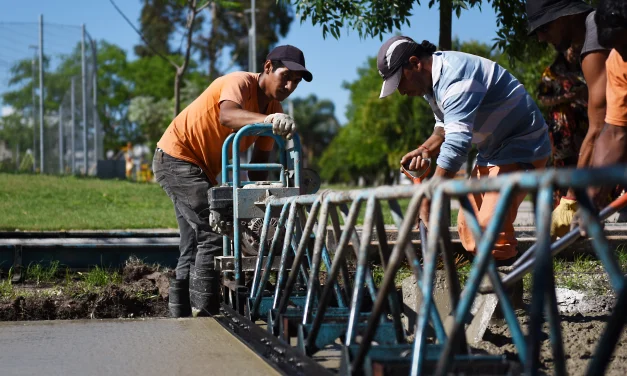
left=457, top=158, right=548, bottom=260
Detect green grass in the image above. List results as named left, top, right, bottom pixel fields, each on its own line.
left=0, top=173, right=177, bottom=230
left=78, top=266, right=123, bottom=287
left=25, top=261, right=60, bottom=285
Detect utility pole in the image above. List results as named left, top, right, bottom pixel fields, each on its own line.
left=59, top=106, right=63, bottom=174
left=89, top=35, right=100, bottom=167
left=30, top=46, right=37, bottom=173
left=81, top=24, right=88, bottom=175
left=38, top=14, right=44, bottom=173
left=71, top=77, right=76, bottom=174
left=250, top=0, right=256, bottom=73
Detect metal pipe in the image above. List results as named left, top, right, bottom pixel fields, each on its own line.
left=276, top=199, right=322, bottom=315
left=352, top=188, right=447, bottom=372
left=302, top=198, right=331, bottom=323
left=58, top=106, right=63, bottom=173
left=250, top=203, right=273, bottom=296
left=502, top=191, right=627, bottom=291
left=251, top=201, right=290, bottom=318
left=70, top=77, right=76, bottom=174
left=31, top=54, right=37, bottom=173
left=81, top=24, right=88, bottom=175
left=272, top=201, right=298, bottom=309
left=527, top=184, right=554, bottom=374
left=345, top=195, right=377, bottom=346
left=38, top=15, right=44, bottom=174
left=306, top=197, right=364, bottom=353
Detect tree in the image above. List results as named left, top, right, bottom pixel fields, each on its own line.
left=111, top=0, right=210, bottom=116
left=134, top=0, right=185, bottom=58
left=319, top=57, right=434, bottom=184
left=289, top=0, right=593, bottom=61
left=197, top=0, right=294, bottom=74
left=290, top=95, right=340, bottom=169
left=127, top=96, right=173, bottom=147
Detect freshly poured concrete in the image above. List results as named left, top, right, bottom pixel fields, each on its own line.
left=0, top=318, right=278, bottom=376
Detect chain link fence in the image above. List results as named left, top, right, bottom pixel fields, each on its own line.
left=0, top=18, right=101, bottom=175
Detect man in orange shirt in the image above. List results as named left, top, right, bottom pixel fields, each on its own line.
left=588, top=0, right=627, bottom=207
left=153, top=45, right=312, bottom=317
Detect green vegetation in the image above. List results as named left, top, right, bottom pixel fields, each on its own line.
left=25, top=261, right=60, bottom=285
left=77, top=266, right=123, bottom=287
left=0, top=173, right=176, bottom=230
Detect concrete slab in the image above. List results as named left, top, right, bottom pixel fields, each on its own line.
left=0, top=318, right=278, bottom=376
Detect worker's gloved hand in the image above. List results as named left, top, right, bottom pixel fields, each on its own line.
left=264, top=113, right=297, bottom=140
left=550, top=197, right=578, bottom=239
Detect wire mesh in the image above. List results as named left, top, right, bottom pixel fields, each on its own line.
left=0, top=20, right=101, bottom=175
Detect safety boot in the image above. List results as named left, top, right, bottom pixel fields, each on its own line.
left=189, top=265, right=220, bottom=316
left=169, top=277, right=191, bottom=317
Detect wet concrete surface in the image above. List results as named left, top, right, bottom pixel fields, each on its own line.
left=0, top=318, right=278, bottom=376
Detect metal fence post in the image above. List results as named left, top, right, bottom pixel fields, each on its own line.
left=71, top=76, right=76, bottom=174
left=38, top=14, right=44, bottom=173
left=59, top=106, right=63, bottom=173
left=81, top=24, right=88, bottom=175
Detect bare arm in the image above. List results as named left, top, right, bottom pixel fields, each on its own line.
left=219, top=100, right=268, bottom=130
left=578, top=51, right=609, bottom=169
left=400, top=127, right=446, bottom=171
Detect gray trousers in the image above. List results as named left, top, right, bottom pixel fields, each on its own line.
left=152, top=149, right=222, bottom=278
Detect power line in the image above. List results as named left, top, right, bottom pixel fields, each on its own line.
left=108, top=0, right=178, bottom=68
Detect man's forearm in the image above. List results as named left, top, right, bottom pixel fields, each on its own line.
left=420, top=127, right=445, bottom=153
left=221, top=108, right=268, bottom=130
left=578, top=101, right=606, bottom=167
left=433, top=166, right=457, bottom=179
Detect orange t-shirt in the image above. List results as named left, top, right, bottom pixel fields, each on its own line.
left=605, top=49, right=627, bottom=127
left=157, top=72, right=281, bottom=185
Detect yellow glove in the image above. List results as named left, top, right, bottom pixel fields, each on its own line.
left=550, top=197, right=578, bottom=239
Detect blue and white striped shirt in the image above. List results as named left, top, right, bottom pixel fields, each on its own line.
left=425, top=51, right=550, bottom=172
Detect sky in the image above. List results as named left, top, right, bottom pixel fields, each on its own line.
left=0, top=0, right=500, bottom=124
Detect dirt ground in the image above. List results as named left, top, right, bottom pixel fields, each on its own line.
left=475, top=295, right=627, bottom=376
left=0, top=261, right=171, bottom=321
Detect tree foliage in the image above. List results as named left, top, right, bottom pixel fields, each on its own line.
left=319, top=57, right=434, bottom=184
left=290, top=95, right=340, bottom=169
left=288, top=0, right=594, bottom=62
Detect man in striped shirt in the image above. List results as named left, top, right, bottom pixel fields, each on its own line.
left=378, top=36, right=551, bottom=265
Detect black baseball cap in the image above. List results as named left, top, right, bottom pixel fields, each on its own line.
left=377, top=36, right=418, bottom=98
left=526, top=0, right=592, bottom=36
left=266, top=45, right=313, bottom=82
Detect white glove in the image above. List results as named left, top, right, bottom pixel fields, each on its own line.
left=264, top=113, right=297, bottom=140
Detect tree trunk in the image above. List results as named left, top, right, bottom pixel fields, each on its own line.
left=439, top=0, right=453, bottom=51
left=207, top=2, right=219, bottom=80
left=174, top=68, right=182, bottom=117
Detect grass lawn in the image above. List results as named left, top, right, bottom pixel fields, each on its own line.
left=0, top=173, right=177, bottom=231
left=321, top=185, right=458, bottom=226
left=0, top=174, right=457, bottom=231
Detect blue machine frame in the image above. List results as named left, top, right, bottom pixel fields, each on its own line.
left=220, top=123, right=303, bottom=285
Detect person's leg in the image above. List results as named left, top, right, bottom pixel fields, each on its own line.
left=589, top=124, right=627, bottom=208
left=174, top=205, right=196, bottom=279
left=158, top=154, right=222, bottom=315
left=153, top=149, right=193, bottom=317
left=458, top=159, right=547, bottom=262
left=457, top=165, right=485, bottom=253
left=153, top=150, right=197, bottom=279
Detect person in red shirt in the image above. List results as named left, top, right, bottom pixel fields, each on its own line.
left=153, top=45, right=312, bottom=317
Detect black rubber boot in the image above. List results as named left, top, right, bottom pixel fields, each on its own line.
left=189, top=265, right=220, bottom=317
left=169, top=277, right=191, bottom=318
